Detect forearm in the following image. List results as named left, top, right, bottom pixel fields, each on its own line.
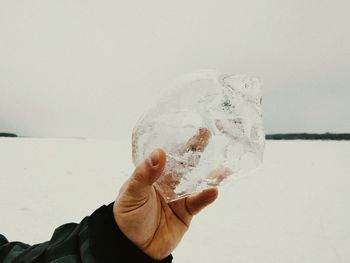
left=0, top=203, right=173, bottom=263
left=0, top=218, right=92, bottom=263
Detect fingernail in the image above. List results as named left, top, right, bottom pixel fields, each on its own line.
left=149, top=150, right=159, bottom=167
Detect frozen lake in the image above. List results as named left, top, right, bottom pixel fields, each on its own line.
left=1, top=138, right=349, bottom=262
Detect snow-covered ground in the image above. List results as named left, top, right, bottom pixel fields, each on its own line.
left=1, top=138, right=349, bottom=262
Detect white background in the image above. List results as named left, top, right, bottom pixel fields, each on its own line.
left=1, top=0, right=349, bottom=139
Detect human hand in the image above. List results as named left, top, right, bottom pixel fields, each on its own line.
left=113, top=129, right=226, bottom=260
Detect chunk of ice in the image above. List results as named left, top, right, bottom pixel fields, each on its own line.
left=132, top=71, right=265, bottom=202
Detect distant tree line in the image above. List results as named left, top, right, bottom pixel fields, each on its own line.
left=266, top=133, right=350, bottom=140
left=1, top=132, right=350, bottom=140
left=0, top=133, right=17, bottom=137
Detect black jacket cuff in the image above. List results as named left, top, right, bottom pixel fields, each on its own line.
left=88, top=203, right=173, bottom=263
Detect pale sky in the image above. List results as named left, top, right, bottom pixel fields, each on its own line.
left=0, top=0, right=349, bottom=139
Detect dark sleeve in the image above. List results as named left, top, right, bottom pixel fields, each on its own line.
left=0, top=203, right=173, bottom=263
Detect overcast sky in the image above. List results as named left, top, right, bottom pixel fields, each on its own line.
left=0, top=0, right=349, bottom=139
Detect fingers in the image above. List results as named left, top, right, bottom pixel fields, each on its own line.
left=185, top=187, right=218, bottom=216
left=183, top=167, right=229, bottom=216
left=205, top=166, right=232, bottom=186
left=180, top=128, right=211, bottom=154
left=168, top=188, right=218, bottom=227
left=126, top=149, right=166, bottom=200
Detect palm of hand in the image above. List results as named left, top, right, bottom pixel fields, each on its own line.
left=115, top=184, right=194, bottom=260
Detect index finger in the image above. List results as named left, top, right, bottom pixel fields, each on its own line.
left=180, top=128, right=211, bottom=154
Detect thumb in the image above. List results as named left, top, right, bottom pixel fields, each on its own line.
left=126, top=149, right=166, bottom=200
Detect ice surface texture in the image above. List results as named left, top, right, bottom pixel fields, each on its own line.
left=132, top=71, right=265, bottom=202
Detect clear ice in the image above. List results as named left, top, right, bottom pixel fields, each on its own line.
left=132, top=71, right=265, bottom=202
